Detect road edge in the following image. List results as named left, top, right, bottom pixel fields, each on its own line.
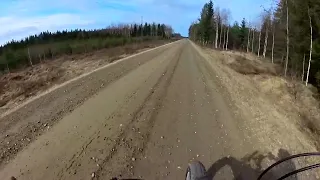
left=1, top=39, right=182, bottom=119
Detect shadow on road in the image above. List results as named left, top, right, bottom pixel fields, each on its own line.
left=111, top=149, right=301, bottom=180
left=206, top=148, right=297, bottom=180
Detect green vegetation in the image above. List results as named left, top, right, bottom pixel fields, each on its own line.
left=189, top=0, right=320, bottom=88
left=0, top=23, right=179, bottom=72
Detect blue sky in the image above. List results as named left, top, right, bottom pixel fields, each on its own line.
left=0, top=0, right=273, bottom=44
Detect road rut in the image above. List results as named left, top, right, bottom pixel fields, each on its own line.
left=0, top=40, right=306, bottom=180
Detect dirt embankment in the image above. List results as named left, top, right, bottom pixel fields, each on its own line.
left=0, top=40, right=173, bottom=115
left=220, top=50, right=320, bottom=150
left=190, top=44, right=320, bottom=177
left=192, top=44, right=320, bottom=155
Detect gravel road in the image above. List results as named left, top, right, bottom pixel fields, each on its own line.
left=0, top=40, right=308, bottom=180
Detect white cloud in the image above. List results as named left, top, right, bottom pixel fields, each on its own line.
left=0, top=14, right=92, bottom=34
left=0, top=13, right=94, bottom=44
left=0, top=0, right=273, bottom=44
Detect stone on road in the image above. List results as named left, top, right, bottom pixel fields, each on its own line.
left=0, top=40, right=256, bottom=180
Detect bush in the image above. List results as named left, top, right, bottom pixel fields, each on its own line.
left=228, top=56, right=281, bottom=76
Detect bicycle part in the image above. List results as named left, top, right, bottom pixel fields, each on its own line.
left=258, top=152, right=320, bottom=180
left=186, top=161, right=210, bottom=180
left=277, top=163, right=320, bottom=180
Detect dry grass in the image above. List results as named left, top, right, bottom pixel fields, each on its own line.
left=0, top=40, right=171, bottom=112
left=220, top=51, right=282, bottom=76
left=218, top=49, right=320, bottom=150
left=0, top=64, right=65, bottom=108
left=259, top=76, right=320, bottom=146
left=246, top=64, right=320, bottom=149
left=193, top=45, right=319, bottom=155
left=228, top=56, right=281, bottom=75
left=194, top=44, right=320, bottom=176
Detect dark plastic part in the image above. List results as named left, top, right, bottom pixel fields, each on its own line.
left=277, top=163, right=320, bottom=180
left=258, top=152, right=320, bottom=180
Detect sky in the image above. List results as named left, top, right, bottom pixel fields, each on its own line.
left=0, top=0, right=272, bottom=45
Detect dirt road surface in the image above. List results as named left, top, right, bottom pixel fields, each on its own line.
left=0, top=40, right=317, bottom=180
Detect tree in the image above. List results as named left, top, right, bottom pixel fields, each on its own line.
left=262, top=11, right=271, bottom=58
left=271, top=21, right=275, bottom=63
left=214, top=7, right=220, bottom=48
left=189, top=22, right=200, bottom=41
left=247, top=25, right=251, bottom=53
left=302, top=54, right=306, bottom=82
left=284, top=0, right=290, bottom=77
left=226, top=26, right=230, bottom=50
left=219, top=15, right=223, bottom=48
left=188, top=0, right=216, bottom=45
left=0, top=22, right=175, bottom=73
left=199, top=0, right=214, bottom=44
left=221, top=9, right=230, bottom=50
left=223, top=26, right=226, bottom=50
left=270, top=3, right=276, bottom=64
left=151, top=23, right=156, bottom=36
left=258, top=23, right=262, bottom=57
left=251, top=28, right=255, bottom=53
left=239, top=18, right=247, bottom=50
left=132, top=24, right=138, bottom=37
left=306, top=5, right=313, bottom=86
left=157, top=24, right=162, bottom=36
left=228, top=21, right=241, bottom=49
left=189, top=0, right=320, bottom=89
left=160, top=24, right=166, bottom=37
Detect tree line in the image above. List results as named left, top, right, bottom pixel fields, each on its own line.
left=189, top=0, right=320, bottom=88
left=0, top=23, right=175, bottom=72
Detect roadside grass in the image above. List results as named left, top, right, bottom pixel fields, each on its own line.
left=220, top=50, right=320, bottom=150
left=0, top=40, right=172, bottom=112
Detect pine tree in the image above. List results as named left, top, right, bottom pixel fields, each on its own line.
left=188, top=0, right=320, bottom=88
left=239, top=18, right=247, bottom=49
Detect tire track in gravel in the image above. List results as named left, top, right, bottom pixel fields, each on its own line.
left=44, top=44, right=183, bottom=179
left=0, top=43, right=174, bottom=168
left=95, top=46, right=183, bottom=179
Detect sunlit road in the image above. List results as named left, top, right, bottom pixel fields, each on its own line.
left=0, top=40, right=256, bottom=180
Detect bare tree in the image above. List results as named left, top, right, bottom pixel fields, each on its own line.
left=220, top=9, right=230, bottom=50
left=219, top=15, right=223, bottom=48
left=270, top=2, right=276, bottom=63
left=223, top=26, right=226, bottom=50
left=258, top=23, right=262, bottom=57
left=226, top=26, right=229, bottom=50
left=263, top=24, right=269, bottom=58
left=271, top=23, right=275, bottom=63
left=302, top=54, right=305, bottom=82
left=224, top=9, right=231, bottom=50
left=284, top=0, right=290, bottom=77
left=215, top=7, right=220, bottom=49
left=263, top=11, right=270, bottom=58
left=247, top=25, right=251, bottom=53
left=306, top=6, right=313, bottom=86
left=251, top=28, right=255, bottom=53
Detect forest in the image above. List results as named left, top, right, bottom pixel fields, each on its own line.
left=0, top=23, right=177, bottom=72
left=189, top=0, right=320, bottom=88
